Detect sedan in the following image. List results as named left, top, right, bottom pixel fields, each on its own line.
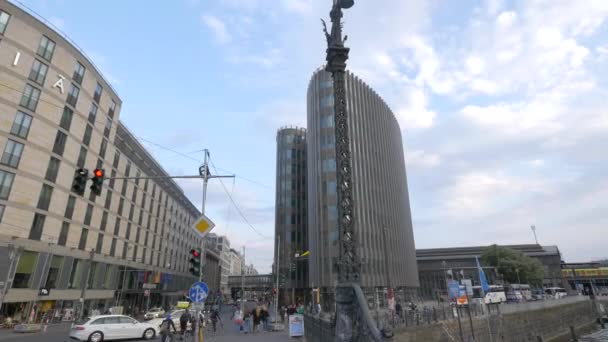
left=70, top=315, right=157, bottom=342
left=144, top=308, right=165, bottom=320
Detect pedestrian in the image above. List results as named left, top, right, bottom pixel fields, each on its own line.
left=261, top=305, right=269, bottom=332
left=210, top=309, right=220, bottom=333
left=243, top=310, right=252, bottom=334
left=395, top=302, right=403, bottom=318
left=253, top=306, right=261, bottom=333
left=160, top=314, right=177, bottom=342
left=279, top=306, right=286, bottom=323
left=179, top=309, right=190, bottom=338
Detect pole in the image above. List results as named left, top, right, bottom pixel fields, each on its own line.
left=456, top=306, right=465, bottom=342
left=275, top=237, right=280, bottom=325
left=33, top=252, right=51, bottom=322
left=79, top=249, right=95, bottom=320
left=241, top=246, right=245, bottom=314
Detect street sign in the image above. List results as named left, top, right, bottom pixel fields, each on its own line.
left=189, top=281, right=209, bottom=303
left=192, top=215, right=215, bottom=236
left=142, top=283, right=157, bottom=289
left=191, top=302, right=204, bottom=310
left=38, top=288, right=50, bottom=296
left=448, top=280, right=460, bottom=299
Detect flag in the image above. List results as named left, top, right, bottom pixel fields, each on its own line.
left=459, top=270, right=465, bottom=278
left=476, top=256, right=490, bottom=293
left=446, top=269, right=453, bottom=277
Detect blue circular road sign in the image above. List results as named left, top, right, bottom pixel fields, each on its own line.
left=189, top=282, right=209, bottom=303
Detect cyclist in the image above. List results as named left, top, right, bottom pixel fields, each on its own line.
left=160, top=314, right=177, bottom=342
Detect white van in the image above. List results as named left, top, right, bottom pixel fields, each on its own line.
left=544, top=287, right=567, bottom=299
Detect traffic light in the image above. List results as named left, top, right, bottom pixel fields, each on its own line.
left=189, top=248, right=202, bottom=276
left=71, top=168, right=89, bottom=196
left=90, top=169, right=105, bottom=196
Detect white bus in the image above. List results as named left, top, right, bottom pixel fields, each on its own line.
left=472, top=285, right=507, bottom=304
left=544, top=287, right=567, bottom=299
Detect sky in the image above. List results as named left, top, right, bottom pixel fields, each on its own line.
left=18, top=0, right=608, bottom=273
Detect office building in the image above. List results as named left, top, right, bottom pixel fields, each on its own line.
left=205, top=233, right=231, bottom=294
left=0, top=1, right=201, bottom=320
left=229, top=248, right=244, bottom=276
left=306, top=68, right=419, bottom=304
left=274, top=127, right=307, bottom=305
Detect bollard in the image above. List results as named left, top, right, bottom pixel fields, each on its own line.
left=569, top=325, right=577, bottom=341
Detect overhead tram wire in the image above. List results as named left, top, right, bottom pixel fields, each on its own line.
left=190, top=150, right=272, bottom=190
left=208, top=157, right=271, bottom=240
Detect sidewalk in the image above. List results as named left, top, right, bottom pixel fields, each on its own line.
left=0, top=323, right=71, bottom=341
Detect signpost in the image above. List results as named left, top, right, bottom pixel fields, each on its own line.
left=192, top=215, right=215, bottom=237
left=189, top=282, right=209, bottom=303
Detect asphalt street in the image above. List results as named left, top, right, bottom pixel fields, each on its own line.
left=0, top=306, right=301, bottom=342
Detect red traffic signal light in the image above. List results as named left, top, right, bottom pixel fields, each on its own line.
left=93, top=169, right=104, bottom=178
left=190, top=249, right=200, bottom=257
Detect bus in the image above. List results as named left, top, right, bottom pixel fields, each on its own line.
left=544, top=287, right=567, bottom=299
left=508, top=284, right=533, bottom=302
left=472, top=285, right=507, bottom=304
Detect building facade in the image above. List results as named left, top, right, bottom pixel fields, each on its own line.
left=205, top=233, right=231, bottom=294
left=274, top=127, right=307, bottom=305
left=228, top=248, right=243, bottom=276
left=244, top=264, right=258, bottom=276
left=417, top=244, right=564, bottom=300
left=306, top=68, right=419, bottom=306
left=0, top=1, right=200, bottom=321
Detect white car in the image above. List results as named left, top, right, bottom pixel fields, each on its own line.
left=144, top=308, right=165, bottom=320
left=69, top=315, right=157, bottom=342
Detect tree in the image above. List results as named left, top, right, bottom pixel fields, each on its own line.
left=481, top=245, right=544, bottom=285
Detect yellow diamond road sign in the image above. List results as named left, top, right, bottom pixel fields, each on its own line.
left=193, top=215, right=215, bottom=236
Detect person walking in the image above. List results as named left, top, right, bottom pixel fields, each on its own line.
left=210, top=309, right=221, bottom=334
left=160, top=314, right=177, bottom=342
left=261, top=305, right=269, bottom=332
left=253, top=306, right=261, bottom=333
left=179, top=309, right=191, bottom=339
left=243, top=310, right=252, bottom=334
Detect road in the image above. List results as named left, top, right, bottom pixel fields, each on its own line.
left=0, top=306, right=299, bottom=342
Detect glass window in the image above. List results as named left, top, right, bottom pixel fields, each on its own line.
left=83, top=125, right=92, bottom=146
left=0, top=10, right=10, bottom=35
left=126, top=223, right=132, bottom=239
left=114, top=218, right=121, bottom=235
left=104, top=119, right=112, bottom=138
left=118, top=317, right=135, bottom=324
left=321, top=115, right=334, bottom=128
left=11, top=111, right=32, bottom=139
left=94, top=83, right=103, bottom=103
left=321, top=134, right=335, bottom=150
left=0, top=204, right=4, bottom=222
left=28, top=213, right=45, bottom=240
left=321, top=79, right=333, bottom=89
left=88, top=103, right=97, bottom=123
left=59, top=107, right=73, bottom=131
left=28, top=59, right=48, bottom=86
left=20, top=84, right=41, bottom=111
left=1, top=139, right=24, bottom=168
left=95, top=233, right=103, bottom=253
left=117, top=198, right=124, bottom=216
left=73, top=62, right=85, bottom=85
left=45, top=157, right=61, bottom=183
left=104, top=191, right=112, bottom=209
left=45, top=255, right=63, bottom=288
left=110, top=238, right=117, bottom=256
left=58, top=222, right=69, bottom=246
left=76, top=146, right=87, bottom=168
left=37, top=184, right=53, bottom=211
left=0, top=170, right=15, bottom=200
left=328, top=205, right=338, bottom=220
left=99, top=139, right=107, bottom=159
left=66, top=83, right=79, bottom=107
left=84, top=204, right=93, bottom=226
left=322, top=159, right=336, bottom=172
left=37, top=35, right=55, bottom=61
left=52, top=131, right=67, bottom=156
left=109, top=100, right=116, bottom=118
left=100, top=211, right=108, bottom=231
left=64, top=195, right=76, bottom=219
left=327, top=180, right=337, bottom=195
left=12, top=251, right=37, bottom=288
left=78, top=228, right=88, bottom=250
left=68, top=259, right=83, bottom=288
left=321, top=94, right=334, bottom=107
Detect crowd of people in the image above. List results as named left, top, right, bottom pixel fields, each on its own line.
left=232, top=303, right=271, bottom=334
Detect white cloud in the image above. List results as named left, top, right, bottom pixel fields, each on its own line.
left=406, top=150, right=440, bottom=168
left=396, top=88, right=436, bottom=129
left=202, top=14, right=231, bottom=44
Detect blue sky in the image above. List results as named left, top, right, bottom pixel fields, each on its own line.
left=20, top=0, right=608, bottom=272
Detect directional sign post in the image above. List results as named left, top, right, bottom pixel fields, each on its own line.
left=189, top=281, right=209, bottom=303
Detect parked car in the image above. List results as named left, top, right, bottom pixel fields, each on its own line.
left=69, top=315, right=156, bottom=342
left=143, top=307, right=165, bottom=320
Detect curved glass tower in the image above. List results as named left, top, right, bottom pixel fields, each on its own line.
left=307, top=68, right=419, bottom=296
